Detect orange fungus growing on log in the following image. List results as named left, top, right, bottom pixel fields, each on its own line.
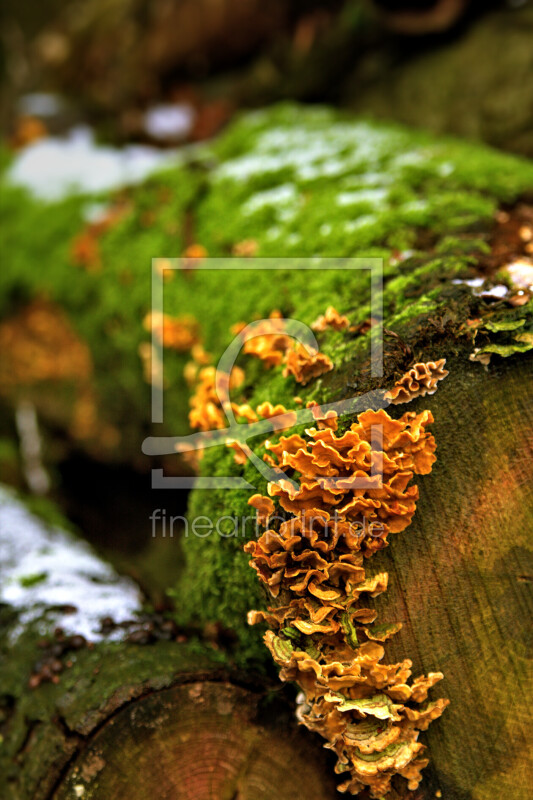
left=384, top=359, right=448, bottom=405
left=311, top=305, right=351, bottom=332
left=244, top=406, right=448, bottom=797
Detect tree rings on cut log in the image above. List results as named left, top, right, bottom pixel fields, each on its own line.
left=53, top=681, right=338, bottom=800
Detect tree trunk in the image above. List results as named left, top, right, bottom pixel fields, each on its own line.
left=0, top=488, right=338, bottom=800
left=345, top=4, right=533, bottom=158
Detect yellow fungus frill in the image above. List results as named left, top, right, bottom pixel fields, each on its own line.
left=233, top=310, right=333, bottom=384
left=244, top=407, right=448, bottom=798
left=239, top=310, right=291, bottom=367
left=283, top=342, right=334, bottom=385
left=188, top=365, right=245, bottom=431
left=143, top=311, right=200, bottom=351
left=311, top=305, right=351, bottom=332
left=384, top=359, right=449, bottom=405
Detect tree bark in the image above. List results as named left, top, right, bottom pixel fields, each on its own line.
left=358, top=350, right=533, bottom=799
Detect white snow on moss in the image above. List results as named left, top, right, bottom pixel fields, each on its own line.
left=215, top=120, right=405, bottom=187
left=242, top=183, right=300, bottom=218
left=344, top=215, right=377, bottom=233
left=336, top=188, right=390, bottom=207
left=7, top=126, right=180, bottom=202
left=0, top=487, right=141, bottom=641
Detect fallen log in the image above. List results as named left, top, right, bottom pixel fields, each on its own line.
left=0, top=487, right=338, bottom=800
left=2, top=103, right=533, bottom=799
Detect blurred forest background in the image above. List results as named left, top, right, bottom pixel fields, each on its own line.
left=2, top=0, right=533, bottom=155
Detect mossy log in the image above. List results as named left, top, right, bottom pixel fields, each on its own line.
left=0, top=488, right=339, bottom=800
left=179, top=338, right=533, bottom=800
left=1, top=105, right=533, bottom=798
left=359, top=352, right=533, bottom=799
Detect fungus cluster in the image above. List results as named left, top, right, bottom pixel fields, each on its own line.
left=383, top=359, right=448, bottom=405
left=180, top=243, right=208, bottom=271
left=186, top=310, right=336, bottom=445
left=139, top=309, right=209, bottom=388
left=189, top=365, right=245, bottom=431
left=283, top=342, right=334, bottom=385
left=226, top=402, right=299, bottom=464
left=0, top=299, right=92, bottom=389
left=235, top=310, right=333, bottom=383
left=245, top=406, right=448, bottom=797
left=236, top=310, right=291, bottom=366
left=143, top=311, right=200, bottom=351
left=188, top=367, right=299, bottom=436
left=311, top=305, right=351, bottom=332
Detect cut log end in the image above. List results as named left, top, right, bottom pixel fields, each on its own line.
left=53, top=681, right=338, bottom=800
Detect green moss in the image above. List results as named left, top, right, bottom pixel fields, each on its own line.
left=2, top=104, right=532, bottom=455
left=174, top=443, right=270, bottom=669
left=197, top=103, right=533, bottom=257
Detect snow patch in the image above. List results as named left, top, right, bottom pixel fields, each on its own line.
left=143, top=103, right=195, bottom=141
left=8, top=127, right=179, bottom=201
left=242, top=183, right=299, bottom=216
left=336, top=188, right=389, bottom=208
left=0, top=487, right=141, bottom=642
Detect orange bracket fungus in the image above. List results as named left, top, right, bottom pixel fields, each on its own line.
left=245, top=405, right=448, bottom=798
left=384, top=359, right=449, bottom=405
left=311, top=305, right=351, bottom=332
left=189, top=365, right=245, bottom=432
left=239, top=310, right=291, bottom=367
left=233, top=310, right=333, bottom=384
left=143, top=311, right=200, bottom=351
left=283, top=342, right=334, bottom=385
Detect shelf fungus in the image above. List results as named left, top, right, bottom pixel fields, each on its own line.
left=384, top=359, right=448, bottom=405
left=311, top=306, right=351, bottom=332
left=234, top=310, right=333, bottom=384
left=189, top=365, right=245, bottom=431
left=244, top=407, right=448, bottom=798
left=240, top=310, right=292, bottom=367
left=143, top=311, right=200, bottom=351
left=283, top=342, right=334, bottom=385
left=226, top=403, right=298, bottom=464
